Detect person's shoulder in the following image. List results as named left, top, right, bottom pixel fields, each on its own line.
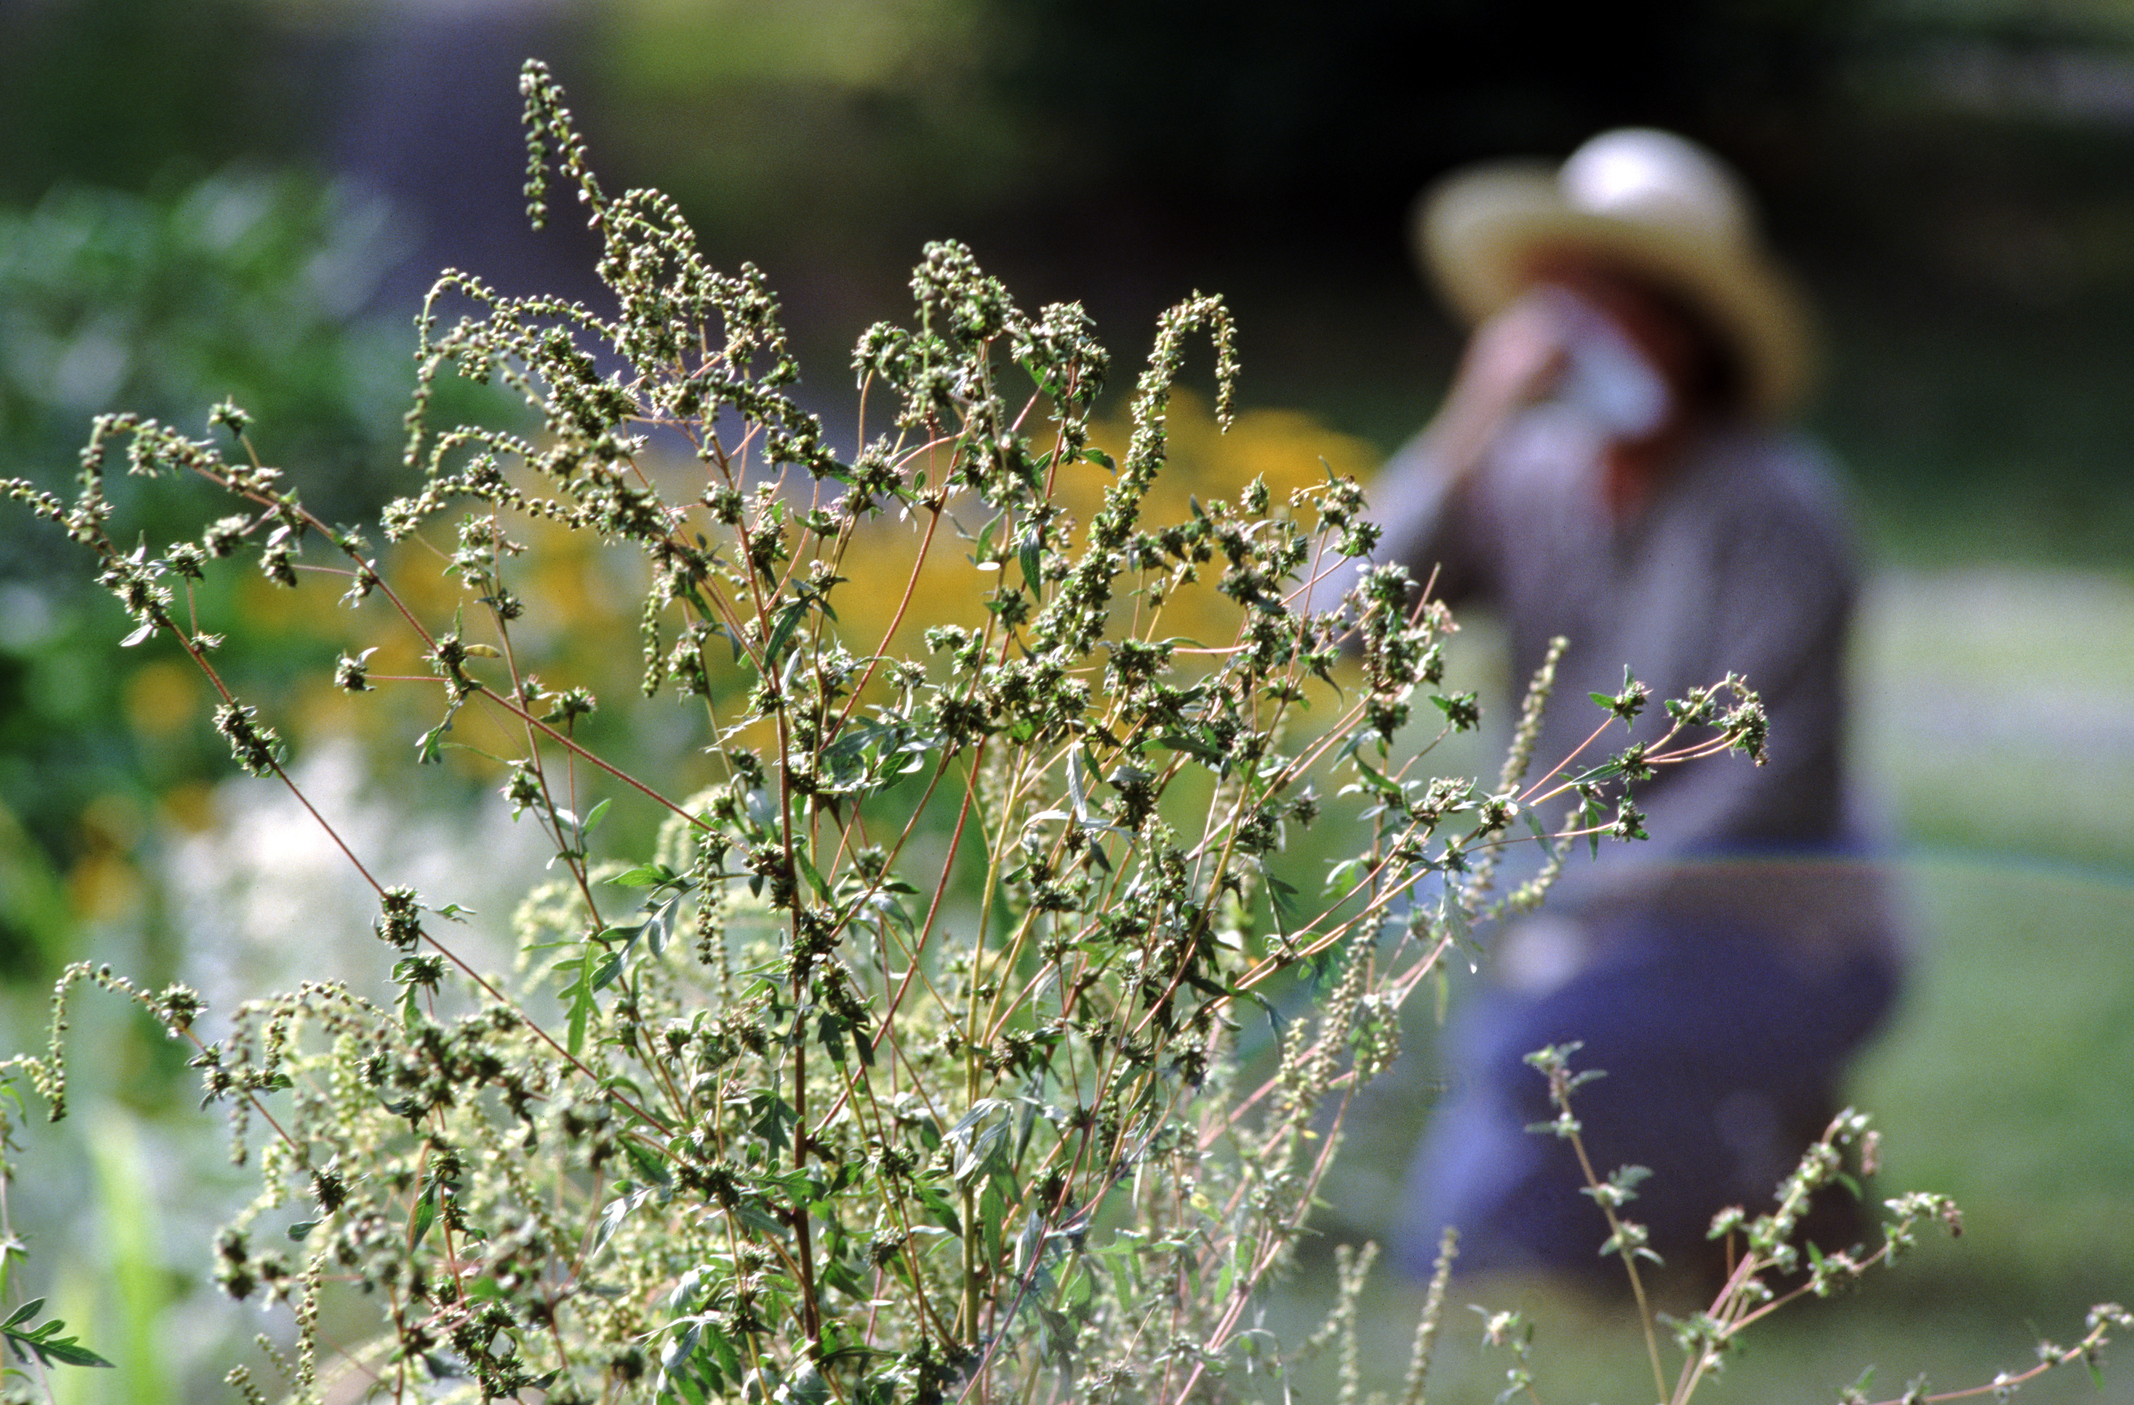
left=1680, top=424, right=1864, bottom=595
left=1697, top=423, right=1857, bottom=534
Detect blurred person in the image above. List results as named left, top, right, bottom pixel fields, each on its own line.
left=1340, top=129, right=1905, bottom=1286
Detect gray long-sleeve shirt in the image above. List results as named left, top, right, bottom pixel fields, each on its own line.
left=1346, top=403, right=1900, bottom=986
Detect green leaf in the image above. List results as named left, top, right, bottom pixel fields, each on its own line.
left=1324, top=856, right=1370, bottom=896
left=3, top=1309, right=117, bottom=1370
left=609, top=863, right=676, bottom=888
left=1439, top=885, right=1472, bottom=950
left=1066, top=749, right=1092, bottom=821
left=1018, top=535, right=1044, bottom=593
left=622, top=1138, right=672, bottom=1189
left=30, top=1335, right=115, bottom=1370
left=822, top=1257, right=869, bottom=1301
left=1266, top=873, right=1300, bottom=931
left=706, top=1328, right=743, bottom=1388
left=590, top=1193, right=638, bottom=1261
left=815, top=1012, right=848, bottom=1065
left=1157, top=726, right=1224, bottom=764
left=734, top=1202, right=790, bottom=1242
left=564, top=965, right=596, bottom=1057
left=776, top=1362, right=831, bottom=1405
left=763, top=598, right=809, bottom=667
left=1345, top=754, right=1403, bottom=800
left=912, top=1183, right=962, bottom=1236
left=792, top=850, right=832, bottom=904
left=1523, top=809, right=1551, bottom=845
left=409, top=1187, right=438, bottom=1250
left=749, top=1093, right=797, bottom=1156
left=645, top=895, right=679, bottom=957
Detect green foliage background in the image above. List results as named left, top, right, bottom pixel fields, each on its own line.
left=0, top=3, right=2131, bottom=1402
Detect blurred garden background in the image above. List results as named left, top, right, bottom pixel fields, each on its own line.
left=2, top=0, right=2132, bottom=1400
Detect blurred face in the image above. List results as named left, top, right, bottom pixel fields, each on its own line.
left=1510, top=252, right=1741, bottom=516
left=1521, top=253, right=1735, bottom=434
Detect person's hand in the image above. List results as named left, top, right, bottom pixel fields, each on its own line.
left=1428, top=291, right=1572, bottom=480
left=1451, top=292, right=1573, bottom=425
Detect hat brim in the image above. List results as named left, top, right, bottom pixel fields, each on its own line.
left=1417, top=166, right=1816, bottom=416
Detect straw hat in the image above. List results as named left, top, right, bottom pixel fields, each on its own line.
left=1417, top=128, right=1815, bottom=416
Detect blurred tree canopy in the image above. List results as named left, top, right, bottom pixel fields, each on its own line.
left=0, top=166, right=467, bottom=976
left=986, top=0, right=1850, bottom=230
left=12, top=0, right=2134, bottom=276
left=0, top=0, right=313, bottom=201
left=570, top=0, right=2134, bottom=269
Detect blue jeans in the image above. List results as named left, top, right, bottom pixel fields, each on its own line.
left=1394, top=929, right=1901, bottom=1283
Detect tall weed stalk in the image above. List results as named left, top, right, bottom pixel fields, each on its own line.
left=0, top=61, right=2122, bottom=1405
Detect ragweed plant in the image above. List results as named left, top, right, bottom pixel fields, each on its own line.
left=1473, top=1046, right=2131, bottom=1405
left=1, top=59, right=2115, bottom=1405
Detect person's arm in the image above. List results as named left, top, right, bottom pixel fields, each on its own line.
left=1303, top=295, right=1570, bottom=613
